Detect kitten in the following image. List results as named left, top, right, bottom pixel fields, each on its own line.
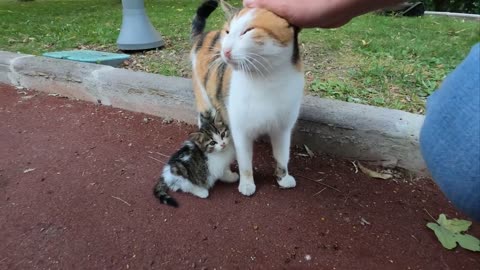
left=153, top=111, right=238, bottom=207
left=190, top=0, right=304, bottom=196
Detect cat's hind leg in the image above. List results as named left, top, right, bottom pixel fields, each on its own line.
left=186, top=184, right=209, bottom=198
left=176, top=177, right=209, bottom=198
left=270, top=129, right=296, bottom=189
left=219, top=168, right=239, bottom=183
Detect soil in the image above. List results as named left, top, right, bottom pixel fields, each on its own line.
left=0, top=84, right=478, bottom=270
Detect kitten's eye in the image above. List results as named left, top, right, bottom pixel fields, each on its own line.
left=241, top=27, right=254, bottom=36
left=209, top=141, right=217, bottom=146
left=225, top=29, right=230, bottom=34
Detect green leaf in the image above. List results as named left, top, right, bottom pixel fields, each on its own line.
left=455, top=234, right=480, bottom=252
left=427, top=223, right=457, bottom=249
left=427, top=214, right=480, bottom=252
left=437, top=214, right=472, bottom=234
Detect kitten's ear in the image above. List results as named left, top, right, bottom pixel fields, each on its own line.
left=199, top=111, right=211, bottom=128
left=220, top=0, right=239, bottom=19
left=189, top=132, right=204, bottom=143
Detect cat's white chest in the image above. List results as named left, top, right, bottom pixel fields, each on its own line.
left=227, top=69, right=304, bottom=136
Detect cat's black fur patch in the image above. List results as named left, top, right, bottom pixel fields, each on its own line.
left=291, top=25, right=301, bottom=65
left=216, top=63, right=227, bottom=102
left=191, top=0, right=218, bottom=40
left=209, top=31, right=221, bottom=51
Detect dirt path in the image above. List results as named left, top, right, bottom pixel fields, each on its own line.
left=0, top=84, right=478, bottom=270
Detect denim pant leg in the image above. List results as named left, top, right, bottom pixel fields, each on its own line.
left=420, top=43, right=480, bottom=221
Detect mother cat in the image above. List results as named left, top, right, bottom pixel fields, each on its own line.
left=190, top=0, right=304, bottom=196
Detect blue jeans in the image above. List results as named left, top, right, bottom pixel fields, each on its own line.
left=420, top=43, right=480, bottom=221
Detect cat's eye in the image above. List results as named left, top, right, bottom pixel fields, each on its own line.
left=225, top=29, right=230, bottom=34
left=209, top=141, right=217, bottom=146
left=241, top=27, right=254, bottom=36
left=221, top=131, right=226, bottom=138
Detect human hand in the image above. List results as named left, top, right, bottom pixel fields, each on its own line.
left=243, top=0, right=403, bottom=28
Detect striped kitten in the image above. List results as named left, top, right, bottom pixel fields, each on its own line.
left=153, top=112, right=237, bottom=207
left=191, top=1, right=304, bottom=196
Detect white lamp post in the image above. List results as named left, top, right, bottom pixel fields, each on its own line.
left=117, top=0, right=164, bottom=50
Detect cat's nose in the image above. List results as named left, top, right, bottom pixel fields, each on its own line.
left=223, top=49, right=232, bottom=60
left=221, top=143, right=226, bottom=148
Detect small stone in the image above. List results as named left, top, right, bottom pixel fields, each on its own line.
left=305, top=255, right=312, bottom=261
left=162, top=118, right=173, bottom=124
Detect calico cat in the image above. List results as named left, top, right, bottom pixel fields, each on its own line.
left=153, top=111, right=238, bottom=207
left=190, top=0, right=304, bottom=196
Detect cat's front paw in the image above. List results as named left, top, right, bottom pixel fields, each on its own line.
left=238, top=179, right=256, bottom=196
left=221, top=171, right=239, bottom=183
left=278, top=175, right=296, bottom=189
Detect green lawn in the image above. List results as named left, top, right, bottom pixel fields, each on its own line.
left=1, top=0, right=479, bottom=113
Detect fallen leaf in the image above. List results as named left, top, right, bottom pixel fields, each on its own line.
left=437, top=214, right=472, bottom=234
left=427, top=214, right=480, bottom=252
left=357, top=162, right=392, bottom=180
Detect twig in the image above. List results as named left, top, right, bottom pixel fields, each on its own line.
left=0, top=258, right=7, bottom=263
left=148, top=156, right=165, bottom=164
left=423, top=208, right=437, bottom=223
left=313, top=188, right=327, bottom=197
left=155, top=152, right=170, bottom=158
left=351, top=161, right=359, bottom=173
left=296, top=175, right=341, bottom=193
left=111, top=196, right=131, bottom=206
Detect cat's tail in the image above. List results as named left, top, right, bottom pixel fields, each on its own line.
left=153, top=177, right=179, bottom=207
left=191, top=0, right=218, bottom=40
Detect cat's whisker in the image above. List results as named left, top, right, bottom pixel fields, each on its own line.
left=244, top=56, right=266, bottom=78
left=246, top=54, right=272, bottom=74
left=244, top=57, right=264, bottom=78
left=247, top=53, right=273, bottom=71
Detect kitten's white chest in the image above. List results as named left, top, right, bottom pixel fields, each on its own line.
left=228, top=69, right=304, bottom=135
left=206, top=144, right=235, bottom=185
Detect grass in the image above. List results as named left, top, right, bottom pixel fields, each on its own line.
left=1, top=0, right=479, bottom=113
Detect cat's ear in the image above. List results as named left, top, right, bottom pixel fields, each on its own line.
left=199, top=111, right=211, bottom=128
left=220, top=0, right=239, bottom=20
left=189, top=132, right=204, bottom=143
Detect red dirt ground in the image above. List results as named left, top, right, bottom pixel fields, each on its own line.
left=0, top=84, right=478, bottom=270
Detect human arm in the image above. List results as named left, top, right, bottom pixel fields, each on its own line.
left=243, top=0, right=404, bottom=28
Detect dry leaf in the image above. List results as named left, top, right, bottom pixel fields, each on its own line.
left=357, top=162, right=392, bottom=180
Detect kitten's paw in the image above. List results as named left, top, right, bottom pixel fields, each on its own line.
left=221, top=171, right=239, bottom=183
left=278, top=175, right=296, bottom=189
left=193, top=189, right=209, bottom=199
left=238, top=180, right=256, bottom=196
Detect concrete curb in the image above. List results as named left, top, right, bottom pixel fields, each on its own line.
left=424, top=11, right=480, bottom=20
left=0, top=51, right=427, bottom=174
